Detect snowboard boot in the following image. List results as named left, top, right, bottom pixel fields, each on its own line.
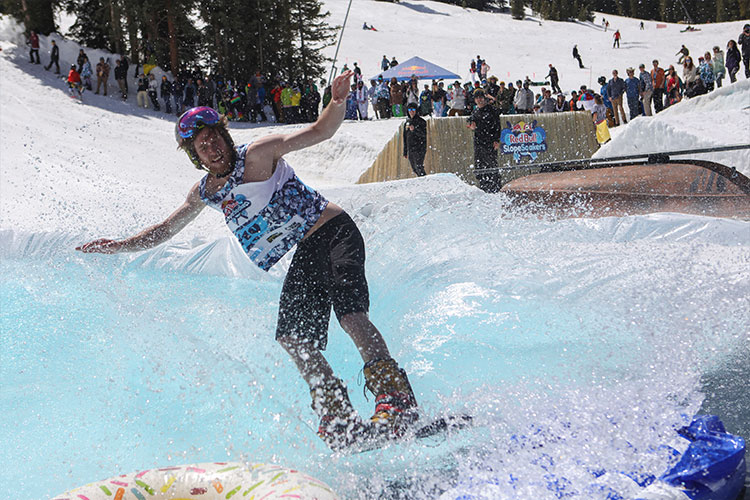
left=362, top=358, right=419, bottom=437
left=310, top=378, right=366, bottom=450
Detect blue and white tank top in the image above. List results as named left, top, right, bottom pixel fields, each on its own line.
left=200, top=144, right=329, bottom=271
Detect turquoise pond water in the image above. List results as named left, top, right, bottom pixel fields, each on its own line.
left=1, top=199, right=749, bottom=499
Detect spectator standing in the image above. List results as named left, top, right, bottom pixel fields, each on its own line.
left=120, top=56, right=130, bottom=95
left=389, top=77, right=404, bottom=117
left=81, top=57, right=93, bottom=91
left=448, top=81, right=466, bottom=116
left=114, top=59, right=127, bottom=99
left=638, top=64, right=653, bottom=116
left=431, top=81, right=447, bottom=117
left=539, top=89, right=555, bottom=113
left=147, top=73, right=160, bottom=110
left=606, top=69, right=627, bottom=126
left=592, top=94, right=611, bottom=144
left=419, top=84, right=432, bottom=116
left=739, top=24, right=750, bottom=78
left=496, top=81, right=512, bottom=114
left=352, top=62, right=362, bottom=81
left=569, top=91, right=580, bottom=111
left=390, top=56, right=399, bottom=68
left=469, top=60, right=478, bottom=85
left=95, top=57, right=110, bottom=95
left=624, top=68, right=640, bottom=120
left=255, top=82, right=270, bottom=122
left=573, top=45, right=584, bottom=68
left=136, top=73, right=149, bottom=108
left=466, top=89, right=502, bottom=193
left=28, top=30, right=40, bottom=63
left=271, top=81, right=283, bottom=122
left=355, top=80, right=369, bottom=120
left=698, top=56, right=715, bottom=92
left=77, top=49, right=87, bottom=73
left=368, top=79, right=380, bottom=119
left=375, top=76, right=390, bottom=119
left=598, top=76, right=614, bottom=126
left=161, top=75, right=173, bottom=113
left=480, top=60, right=491, bottom=81
left=403, top=102, right=427, bottom=177
left=547, top=64, right=562, bottom=94
left=513, top=81, right=534, bottom=114
left=405, top=79, right=419, bottom=108
left=613, top=30, right=621, bottom=49
left=554, top=93, right=569, bottom=112
left=381, top=55, right=390, bottom=72
left=651, top=60, right=666, bottom=113
left=726, top=40, right=741, bottom=83
left=197, top=79, right=212, bottom=107
left=183, top=77, right=196, bottom=109
left=712, top=46, right=725, bottom=88
left=666, top=66, right=682, bottom=105
left=173, top=76, right=185, bottom=115
left=44, top=39, right=60, bottom=74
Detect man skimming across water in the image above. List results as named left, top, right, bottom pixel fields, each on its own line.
left=76, top=71, right=418, bottom=450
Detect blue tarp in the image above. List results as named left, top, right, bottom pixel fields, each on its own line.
left=370, top=56, right=461, bottom=82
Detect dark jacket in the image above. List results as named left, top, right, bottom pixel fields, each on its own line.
left=403, top=114, right=427, bottom=156
left=137, top=76, right=149, bottom=92
left=114, top=63, right=126, bottom=81
left=467, top=105, right=501, bottom=148
left=726, top=46, right=741, bottom=72
left=160, top=80, right=172, bottom=97
left=739, top=32, right=750, bottom=57
left=607, top=77, right=626, bottom=99
left=50, top=44, right=59, bottom=60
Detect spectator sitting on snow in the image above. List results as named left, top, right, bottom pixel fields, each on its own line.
left=682, top=56, right=704, bottom=98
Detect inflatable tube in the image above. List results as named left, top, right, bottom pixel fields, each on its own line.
left=52, top=461, right=339, bottom=500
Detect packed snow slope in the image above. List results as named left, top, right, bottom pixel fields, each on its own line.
left=1, top=5, right=750, bottom=500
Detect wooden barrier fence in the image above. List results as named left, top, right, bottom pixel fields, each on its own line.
left=357, top=111, right=599, bottom=187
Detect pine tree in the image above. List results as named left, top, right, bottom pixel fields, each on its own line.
left=1, top=0, right=58, bottom=34
left=289, top=0, right=337, bottom=84
left=511, top=0, right=525, bottom=19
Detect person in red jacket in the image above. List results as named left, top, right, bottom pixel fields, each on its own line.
left=28, top=30, right=40, bottom=64
left=67, top=65, right=83, bottom=99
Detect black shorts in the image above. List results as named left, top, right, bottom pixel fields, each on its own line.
left=275, top=212, right=370, bottom=349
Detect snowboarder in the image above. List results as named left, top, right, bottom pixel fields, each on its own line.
left=76, top=71, right=419, bottom=451
left=573, top=45, right=584, bottom=68
left=67, top=65, right=83, bottom=100
left=613, top=30, right=621, bottom=49
left=676, top=45, right=689, bottom=65
left=547, top=64, right=561, bottom=94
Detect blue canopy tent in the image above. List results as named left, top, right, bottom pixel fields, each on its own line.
left=370, top=56, right=461, bottom=82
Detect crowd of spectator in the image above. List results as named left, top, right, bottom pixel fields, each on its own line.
left=30, top=24, right=750, bottom=129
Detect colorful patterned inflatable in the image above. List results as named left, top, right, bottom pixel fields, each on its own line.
left=51, top=461, right=339, bottom=500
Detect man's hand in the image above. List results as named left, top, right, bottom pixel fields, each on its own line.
left=331, top=70, right=354, bottom=105
left=76, top=239, right=123, bottom=254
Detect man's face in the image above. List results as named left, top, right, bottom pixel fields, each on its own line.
left=194, top=127, right=230, bottom=172
left=612, top=71, right=618, bottom=78
left=475, top=95, right=486, bottom=107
